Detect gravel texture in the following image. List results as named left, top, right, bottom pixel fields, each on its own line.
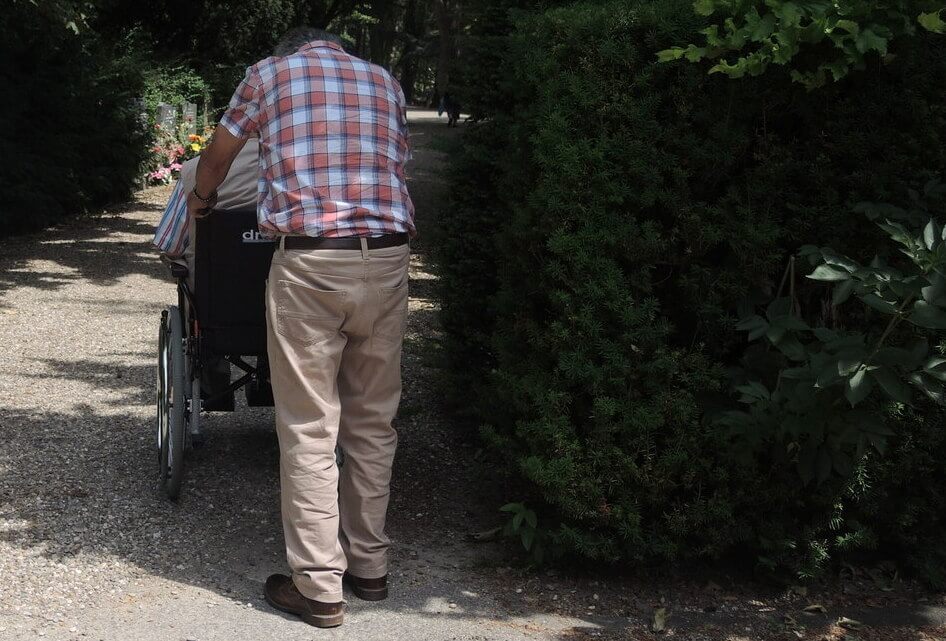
left=0, top=110, right=943, bottom=641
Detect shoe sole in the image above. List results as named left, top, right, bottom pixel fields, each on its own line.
left=264, top=592, right=344, bottom=628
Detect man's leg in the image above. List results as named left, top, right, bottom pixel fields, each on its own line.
left=266, top=252, right=352, bottom=603
left=337, top=245, right=409, bottom=581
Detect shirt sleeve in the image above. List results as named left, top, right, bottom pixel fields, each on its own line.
left=395, top=81, right=412, bottom=162
left=219, top=65, right=264, bottom=139
left=153, top=180, right=190, bottom=257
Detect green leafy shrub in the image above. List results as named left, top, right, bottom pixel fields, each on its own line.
left=717, top=187, right=946, bottom=579
left=436, top=0, right=946, bottom=583
left=659, top=0, right=946, bottom=88
left=0, top=3, right=148, bottom=234
left=141, top=62, right=210, bottom=120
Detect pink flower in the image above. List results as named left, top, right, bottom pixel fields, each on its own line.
left=169, top=162, right=183, bottom=172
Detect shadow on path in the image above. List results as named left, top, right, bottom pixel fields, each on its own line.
left=0, top=113, right=942, bottom=641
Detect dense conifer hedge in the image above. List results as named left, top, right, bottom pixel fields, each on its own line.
left=436, top=0, right=946, bottom=583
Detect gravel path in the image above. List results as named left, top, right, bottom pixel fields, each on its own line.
left=0, top=110, right=591, bottom=641
left=1, top=110, right=944, bottom=641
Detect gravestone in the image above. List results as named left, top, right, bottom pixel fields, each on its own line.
left=134, top=97, right=148, bottom=132
left=183, top=102, right=198, bottom=134
left=156, top=103, right=177, bottom=131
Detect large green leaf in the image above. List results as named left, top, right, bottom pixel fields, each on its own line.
left=825, top=334, right=866, bottom=352
left=909, top=372, right=946, bottom=405
left=693, top=0, right=716, bottom=17
left=923, top=356, right=946, bottom=382
left=859, top=293, right=899, bottom=314
left=855, top=28, right=888, bottom=55
left=656, top=47, right=686, bottom=62
left=832, top=280, right=855, bottom=306
left=781, top=366, right=811, bottom=379
left=775, top=1, right=803, bottom=27
left=845, top=366, right=873, bottom=406
left=813, top=327, right=839, bottom=343
left=775, top=315, right=810, bottom=332
left=838, top=350, right=866, bottom=376
left=909, top=300, right=946, bottom=329
left=924, top=219, right=941, bottom=251
left=776, top=334, right=808, bottom=361
left=879, top=221, right=919, bottom=252
left=736, top=314, right=766, bottom=331
left=870, top=367, right=911, bottom=404
left=746, top=8, right=776, bottom=40
left=808, top=264, right=851, bottom=282
left=919, top=10, right=946, bottom=34
left=833, top=19, right=860, bottom=35
left=922, top=273, right=946, bottom=306
left=766, top=297, right=792, bottom=320
left=737, top=381, right=771, bottom=402
left=521, top=525, right=535, bottom=551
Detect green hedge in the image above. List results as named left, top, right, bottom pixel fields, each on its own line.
left=0, top=5, right=148, bottom=235
left=436, top=0, right=946, bottom=583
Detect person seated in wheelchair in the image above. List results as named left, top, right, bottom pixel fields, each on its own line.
left=152, top=137, right=259, bottom=409
left=153, top=137, right=259, bottom=278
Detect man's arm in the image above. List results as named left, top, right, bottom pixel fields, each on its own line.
left=187, top=126, right=249, bottom=218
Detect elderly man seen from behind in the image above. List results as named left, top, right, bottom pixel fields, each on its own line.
left=187, top=28, right=414, bottom=628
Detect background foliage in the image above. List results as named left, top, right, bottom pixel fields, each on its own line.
left=435, top=0, right=946, bottom=584
left=1, top=0, right=467, bottom=235
left=0, top=1, right=148, bottom=234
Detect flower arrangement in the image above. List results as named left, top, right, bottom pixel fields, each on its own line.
left=146, top=115, right=213, bottom=186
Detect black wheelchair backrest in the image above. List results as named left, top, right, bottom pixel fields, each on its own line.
left=194, top=209, right=275, bottom=356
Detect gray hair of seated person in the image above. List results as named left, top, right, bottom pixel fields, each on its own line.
left=274, top=27, right=343, bottom=57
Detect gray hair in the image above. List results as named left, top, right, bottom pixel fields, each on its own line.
left=274, top=27, right=342, bottom=57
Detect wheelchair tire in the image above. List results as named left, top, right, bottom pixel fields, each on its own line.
left=245, top=377, right=275, bottom=407
left=244, top=356, right=274, bottom=407
left=157, top=306, right=186, bottom=500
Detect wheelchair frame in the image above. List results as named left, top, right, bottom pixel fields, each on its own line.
left=156, top=209, right=276, bottom=499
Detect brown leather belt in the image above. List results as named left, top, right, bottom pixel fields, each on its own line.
left=283, top=233, right=409, bottom=250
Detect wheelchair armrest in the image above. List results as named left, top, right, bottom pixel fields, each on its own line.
left=169, top=263, right=189, bottom=280
left=159, top=254, right=190, bottom=280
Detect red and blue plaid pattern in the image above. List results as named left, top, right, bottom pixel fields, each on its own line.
left=153, top=180, right=188, bottom=256
left=220, top=40, right=415, bottom=238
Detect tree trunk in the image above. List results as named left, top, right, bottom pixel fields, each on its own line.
left=433, top=0, right=456, bottom=105
left=396, top=0, right=422, bottom=103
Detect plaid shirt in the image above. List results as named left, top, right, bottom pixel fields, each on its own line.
left=153, top=180, right=188, bottom=256
left=220, top=40, right=415, bottom=238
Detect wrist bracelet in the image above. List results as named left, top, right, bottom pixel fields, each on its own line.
left=192, top=186, right=217, bottom=204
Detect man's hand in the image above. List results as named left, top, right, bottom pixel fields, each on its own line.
left=187, top=187, right=218, bottom=219
left=190, top=126, right=248, bottom=219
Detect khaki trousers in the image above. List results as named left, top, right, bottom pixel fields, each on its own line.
left=265, top=239, right=409, bottom=603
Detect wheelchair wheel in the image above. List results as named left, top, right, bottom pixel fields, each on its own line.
left=157, top=306, right=186, bottom=499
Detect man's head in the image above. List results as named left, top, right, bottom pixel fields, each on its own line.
left=274, top=27, right=342, bottom=57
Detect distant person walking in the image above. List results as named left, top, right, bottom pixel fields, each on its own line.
left=438, top=92, right=461, bottom=127
left=187, top=27, right=414, bottom=628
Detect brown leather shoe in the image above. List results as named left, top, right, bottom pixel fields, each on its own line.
left=343, top=572, right=388, bottom=601
left=264, top=574, right=344, bottom=628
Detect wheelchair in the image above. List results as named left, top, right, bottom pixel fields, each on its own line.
left=156, top=209, right=276, bottom=499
